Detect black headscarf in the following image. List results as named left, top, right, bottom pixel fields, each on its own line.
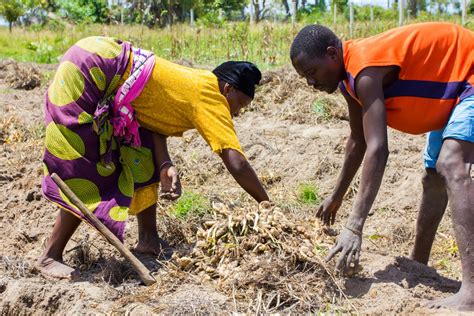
left=212, top=61, right=262, bottom=99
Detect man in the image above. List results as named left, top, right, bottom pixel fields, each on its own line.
left=290, top=23, right=473, bottom=311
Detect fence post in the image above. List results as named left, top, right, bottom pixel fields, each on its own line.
left=250, top=1, right=255, bottom=24
left=461, top=0, right=466, bottom=26
left=333, top=2, right=337, bottom=26
left=291, top=0, right=297, bottom=26
left=190, top=8, right=194, bottom=27
left=370, top=4, right=374, bottom=21
left=119, top=0, right=124, bottom=25
left=349, top=1, right=354, bottom=37
left=398, top=0, right=404, bottom=26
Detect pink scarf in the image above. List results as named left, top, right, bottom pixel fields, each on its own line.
left=110, top=47, right=155, bottom=147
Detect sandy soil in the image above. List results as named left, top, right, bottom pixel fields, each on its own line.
left=0, top=61, right=467, bottom=314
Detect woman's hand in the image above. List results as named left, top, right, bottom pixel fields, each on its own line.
left=159, top=165, right=181, bottom=200
left=316, top=194, right=343, bottom=226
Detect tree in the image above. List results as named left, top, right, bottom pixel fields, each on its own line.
left=281, top=0, right=291, bottom=19
left=406, top=0, right=426, bottom=17
left=332, top=0, right=348, bottom=13
left=56, top=0, right=109, bottom=23
left=250, top=0, right=271, bottom=22
left=0, top=0, right=25, bottom=32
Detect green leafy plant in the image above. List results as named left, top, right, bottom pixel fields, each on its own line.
left=172, top=191, right=210, bottom=218
left=26, top=41, right=55, bottom=63
left=312, top=99, right=331, bottom=120
left=297, top=182, right=321, bottom=204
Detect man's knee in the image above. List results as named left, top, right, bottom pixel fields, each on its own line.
left=422, top=168, right=445, bottom=189
left=436, top=156, right=470, bottom=187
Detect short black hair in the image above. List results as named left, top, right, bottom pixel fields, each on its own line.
left=290, top=24, right=341, bottom=60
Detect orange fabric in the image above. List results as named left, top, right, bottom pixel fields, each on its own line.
left=342, top=22, right=474, bottom=134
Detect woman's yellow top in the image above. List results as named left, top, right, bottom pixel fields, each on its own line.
left=131, top=56, right=244, bottom=157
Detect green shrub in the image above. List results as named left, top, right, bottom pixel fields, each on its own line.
left=172, top=191, right=210, bottom=218
left=312, top=99, right=330, bottom=120
left=297, top=183, right=321, bottom=204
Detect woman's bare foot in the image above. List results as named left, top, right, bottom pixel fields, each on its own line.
left=134, top=237, right=172, bottom=258
left=426, top=288, right=474, bottom=311
left=135, top=204, right=173, bottom=259
left=35, top=255, right=79, bottom=280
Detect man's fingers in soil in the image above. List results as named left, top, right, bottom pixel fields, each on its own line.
left=323, top=211, right=331, bottom=226
left=346, top=247, right=358, bottom=267
left=331, top=211, right=336, bottom=225
left=335, top=248, right=350, bottom=271
left=316, top=204, right=323, bottom=218
left=325, top=243, right=342, bottom=262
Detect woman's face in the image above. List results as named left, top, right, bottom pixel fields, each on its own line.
left=223, top=83, right=252, bottom=117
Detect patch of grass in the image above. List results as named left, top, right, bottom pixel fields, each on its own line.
left=313, top=244, right=328, bottom=256
left=368, top=233, right=384, bottom=241
left=0, top=87, right=14, bottom=94
left=172, top=191, right=210, bottom=218
left=297, top=182, right=321, bottom=205
left=29, top=122, right=46, bottom=140
left=312, top=99, right=330, bottom=120
left=41, top=70, right=55, bottom=85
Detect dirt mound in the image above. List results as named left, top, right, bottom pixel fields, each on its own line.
left=0, top=59, right=42, bottom=90
left=253, top=66, right=348, bottom=123
left=169, top=201, right=343, bottom=312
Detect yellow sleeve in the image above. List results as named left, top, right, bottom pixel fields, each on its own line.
left=192, top=96, right=245, bottom=158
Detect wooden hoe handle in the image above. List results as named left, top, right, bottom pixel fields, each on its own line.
left=51, top=173, right=157, bottom=286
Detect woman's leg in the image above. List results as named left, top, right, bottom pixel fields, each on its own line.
left=36, top=209, right=81, bottom=279
left=135, top=204, right=170, bottom=256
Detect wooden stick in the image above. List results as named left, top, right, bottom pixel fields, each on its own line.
left=51, top=173, right=156, bottom=286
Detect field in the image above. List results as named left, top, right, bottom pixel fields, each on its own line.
left=0, top=15, right=472, bottom=68
left=0, top=21, right=470, bottom=314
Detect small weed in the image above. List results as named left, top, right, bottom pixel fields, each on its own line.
left=172, top=191, right=210, bottom=218
left=434, top=258, right=450, bottom=271
left=313, top=244, right=328, bottom=256
left=297, top=182, right=321, bottom=205
left=29, top=122, right=45, bottom=140
left=312, top=99, right=330, bottom=120
left=26, top=42, right=56, bottom=64
left=0, top=88, right=14, bottom=94
left=368, top=233, right=384, bottom=241
left=441, top=236, right=459, bottom=257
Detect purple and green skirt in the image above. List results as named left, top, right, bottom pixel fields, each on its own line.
left=42, top=37, right=160, bottom=240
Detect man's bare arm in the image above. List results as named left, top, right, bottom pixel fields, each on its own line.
left=317, top=90, right=367, bottom=225
left=326, top=67, right=390, bottom=271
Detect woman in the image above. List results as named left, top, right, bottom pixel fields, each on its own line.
left=37, top=36, right=269, bottom=279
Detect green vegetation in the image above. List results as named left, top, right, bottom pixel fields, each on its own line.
left=0, top=0, right=25, bottom=33
left=0, top=22, right=295, bottom=68
left=297, top=182, right=321, bottom=204
left=312, top=99, right=330, bottom=120
left=0, top=0, right=472, bottom=67
left=172, top=191, right=210, bottom=218
left=1, top=15, right=471, bottom=67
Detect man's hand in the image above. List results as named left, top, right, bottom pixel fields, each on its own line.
left=160, top=165, right=181, bottom=200
left=316, top=194, right=343, bottom=226
left=326, top=227, right=362, bottom=273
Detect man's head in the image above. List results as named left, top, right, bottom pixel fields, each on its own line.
left=290, top=25, right=345, bottom=94
left=213, top=61, right=262, bottom=117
